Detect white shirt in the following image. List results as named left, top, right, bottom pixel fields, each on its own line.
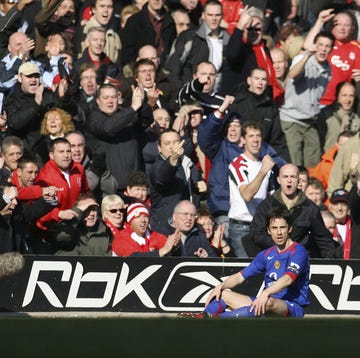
left=228, top=154, right=272, bottom=221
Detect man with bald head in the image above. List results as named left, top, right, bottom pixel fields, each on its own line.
left=168, top=200, right=217, bottom=257
left=0, top=32, right=35, bottom=96
left=248, top=163, right=340, bottom=258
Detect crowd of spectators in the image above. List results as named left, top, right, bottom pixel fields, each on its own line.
left=0, top=0, right=360, bottom=259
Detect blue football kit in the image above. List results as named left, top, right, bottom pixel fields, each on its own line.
left=241, top=242, right=310, bottom=316
left=203, top=242, right=310, bottom=318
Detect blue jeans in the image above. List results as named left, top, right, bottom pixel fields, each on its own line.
left=228, top=219, right=250, bottom=258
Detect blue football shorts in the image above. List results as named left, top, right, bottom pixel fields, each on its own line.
left=249, top=296, right=304, bottom=317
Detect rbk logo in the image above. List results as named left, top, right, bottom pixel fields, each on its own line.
left=158, top=261, right=250, bottom=311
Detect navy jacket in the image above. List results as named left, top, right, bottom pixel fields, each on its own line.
left=164, top=223, right=217, bottom=257
left=198, top=111, right=287, bottom=216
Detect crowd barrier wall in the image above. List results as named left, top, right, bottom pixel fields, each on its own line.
left=1, top=256, right=360, bottom=314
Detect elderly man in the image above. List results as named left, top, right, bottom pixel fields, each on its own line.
left=249, top=163, right=340, bottom=258
left=166, top=200, right=217, bottom=257
left=51, top=193, right=112, bottom=256
left=74, top=26, right=118, bottom=82
left=77, top=0, right=121, bottom=66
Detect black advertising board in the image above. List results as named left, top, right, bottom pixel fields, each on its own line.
left=1, top=256, right=360, bottom=314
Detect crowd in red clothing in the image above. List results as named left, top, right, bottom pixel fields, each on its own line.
left=0, top=0, right=360, bottom=258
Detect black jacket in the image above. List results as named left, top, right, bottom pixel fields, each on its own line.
left=73, top=48, right=119, bottom=83
left=249, top=189, right=340, bottom=258
left=177, top=77, right=225, bottom=116
left=163, top=223, right=217, bottom=257
left=221, top=28, right=272, bottom=94
left=85, top=105, right=151, bottom=190
left=165, top=23, right=230, bottom=86
left=12, top=197, right=57, bottom=253
left=229, top=83, right=290, bottom=161
left=149, top=154, right=205, bottom=235
left=349, top=183, right=360, bottom=258
left=121, top=3, right=176, bottom=67
left=4, top=84, right=74, bottom=154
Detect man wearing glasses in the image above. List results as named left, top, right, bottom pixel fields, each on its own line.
left=167, top=200, right=217, bottom=257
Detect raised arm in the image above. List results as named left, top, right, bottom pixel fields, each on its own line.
left=303, top=8, right=335, bottom=50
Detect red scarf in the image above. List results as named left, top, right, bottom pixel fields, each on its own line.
left=104, top=219, right=122, bottom=238
left=252, top=42, right=285, bottom=106
left=333, top=216, right=352, bottom=259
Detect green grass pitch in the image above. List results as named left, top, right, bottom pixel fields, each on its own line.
left=1, top=317, right=360, bottom=357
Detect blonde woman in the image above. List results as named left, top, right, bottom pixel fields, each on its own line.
left=101, top=194, right=127, bottom=241
left=35, top=107, right=74, bottom=164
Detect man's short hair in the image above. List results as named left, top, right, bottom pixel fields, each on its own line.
left=17, top=155, right=39, bottom=170
left=158, top=129, right=180, bottom=145
left=49, top=137, right=70, bottom=153
left=173, top=200, right=196, bottom=215
left=79, top=62, right=97, bottom=79
left=86, top=26, right=106, bottom=41
left=266, top=208, right=292, bottom=228
left=96, top=83, right=118, bottom=99
left=241, top=121, right=262, bottom=138
left=249, top=67, right=267, bottom=77
left=335, top=81, right=355, bottom=101
left=277, top=22, right=302, bottom=43
left=1, top=136, right=24, bottom=155
left=203, top=0, right=223, bottom=12
left=194, top=60, right=216, bottom=75
left=314, top=31, right=335, bottom=45
left=46, top=32, right=66, bottom=46
left=337, top=130, right=355, bottom=142
left=307, top=177, right=325, bottom=196
left=133, top=58, right=156, bottom=78
left=65, top=130, right=86, bottom=142
left=128, top=171, right=148, bottom=188
left=171, top=7, right=189, bottom=17
left=297, top=166, right=309, bottom=178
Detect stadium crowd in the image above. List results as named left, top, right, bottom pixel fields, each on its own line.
left=0, top=0, right=360, bottom=259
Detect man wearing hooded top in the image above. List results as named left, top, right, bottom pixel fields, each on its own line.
left=197, top=95, right=287, bottom=238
